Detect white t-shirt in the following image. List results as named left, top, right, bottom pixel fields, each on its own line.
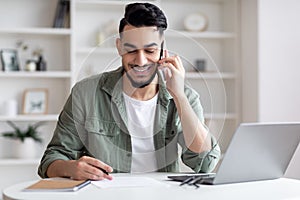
left=123, top=92, right=158, bottom=173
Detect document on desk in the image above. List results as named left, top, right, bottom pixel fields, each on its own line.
left=92, top=176, right=167, bottom=189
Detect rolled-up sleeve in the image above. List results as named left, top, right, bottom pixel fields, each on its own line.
left=179, top=87, right=221, bottom=173
left=181, top=135, right=221, bottom=173
left=38, top=86, right=86, bottom=178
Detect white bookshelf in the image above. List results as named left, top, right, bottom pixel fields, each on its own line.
left=0, top=0, right=71, bottom=170
left=0, top=0, right=241, bottom=187
left=160, top=0, right=240, bottom=151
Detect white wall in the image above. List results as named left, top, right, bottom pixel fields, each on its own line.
left=242, top=0, right=300, bottom=179
left=241, top=0, right=300, bottom=179
left=241, top=0, right=258, bottom=122
left=258, top=0, right=300, bottom=122
left=258, top=0, right=300, bottom=179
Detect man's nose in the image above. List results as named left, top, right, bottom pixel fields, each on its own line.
left=134, top=50, right=148, bottom=66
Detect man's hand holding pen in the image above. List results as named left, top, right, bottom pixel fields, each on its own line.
left=69, top=156, right=113, bottom=181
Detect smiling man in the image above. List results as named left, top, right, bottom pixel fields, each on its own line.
left=118, top=26, right=163, bottom=89
left=38, top=2, right=221, bottom=180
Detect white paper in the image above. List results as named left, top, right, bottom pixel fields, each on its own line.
left=92, top=176, right=167, bottom=189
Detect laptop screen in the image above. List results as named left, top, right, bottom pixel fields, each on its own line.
left=212, top=123, right=300, bottom=184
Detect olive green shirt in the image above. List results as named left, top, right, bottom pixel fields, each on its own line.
left=38, top=67, right=221, bottom=178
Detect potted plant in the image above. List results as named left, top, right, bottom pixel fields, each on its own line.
left=1, top=121, right=44, bottom=159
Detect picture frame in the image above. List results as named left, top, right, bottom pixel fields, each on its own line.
left=0, top=49, right=20, bottom=71
left=22, top=89, right=48, bottom=115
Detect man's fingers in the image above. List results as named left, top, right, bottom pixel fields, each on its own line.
left=78, top=156, right=113, bottom=180
left=159, top=55, right=184, bottom=73
left=80, top=156, right=113, bottom=172
left=83, top=163, right=110, bottom=180
left=164, top=49, right=169, bottom=58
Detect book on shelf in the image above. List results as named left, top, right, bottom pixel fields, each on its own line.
left=53, top=0, right=70, bottom=28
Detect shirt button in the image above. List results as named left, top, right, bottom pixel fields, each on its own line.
left=127, top=153, right=131, bottom=157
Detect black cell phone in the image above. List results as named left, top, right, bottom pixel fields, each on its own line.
left=159, top=41, right=164, bottom=60
left=158, top=41, right=166, bottom=81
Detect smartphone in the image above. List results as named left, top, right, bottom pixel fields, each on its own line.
left=159, top=41, right=164, bottom=60
left=158, top=41, right=166, bottom=82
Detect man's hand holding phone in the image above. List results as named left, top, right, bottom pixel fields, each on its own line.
left=158, top=50, right=186, bottom=99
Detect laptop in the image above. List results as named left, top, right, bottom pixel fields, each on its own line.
left=168, top=122, right=300, bottom=185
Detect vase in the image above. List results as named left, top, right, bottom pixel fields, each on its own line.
left=12, top=138, right=37, bottom=159
left=36, top=55, right=47, bottom=71
left=25, top=60, right=37, bottom=71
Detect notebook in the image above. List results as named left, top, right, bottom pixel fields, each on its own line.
left=168, top=122, right=300, bottom=185
left=24, top=178, right=91, bottom=192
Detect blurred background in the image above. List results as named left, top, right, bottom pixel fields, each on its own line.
left=0, top=0, right=299, bottom=194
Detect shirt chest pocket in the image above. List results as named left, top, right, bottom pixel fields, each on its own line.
left=84, top=119, right=122, bottom=165
left=85, top=119, right=121, bottom=137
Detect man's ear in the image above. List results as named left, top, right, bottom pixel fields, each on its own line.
left=116, top=38, right=122, bottom=56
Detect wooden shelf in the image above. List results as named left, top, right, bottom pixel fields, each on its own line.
left=204, top=113, right=237, bottom=120
left=0, top=159, right=39, bottom=165
left=0, top=71, right=71, bottom=78
left=166, top=31, right=236, bottom=39
left=76, top=47, right=117, bottom=54
left=0, top=106, right=234, bottom=134
left=76, top=0, right=157, bottom=6
left=0, top=114, right=59, bottom=122
left=0, top=28, right=71, bottom=36
left=163, top=0, right=227, bottom=2
left=186, top=72, right=236, bottom=79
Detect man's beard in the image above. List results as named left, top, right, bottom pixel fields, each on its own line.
left=125, top=65, right=157, bottom=88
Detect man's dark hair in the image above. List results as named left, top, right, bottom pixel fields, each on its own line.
left=119, top=3, right=168, bottom=36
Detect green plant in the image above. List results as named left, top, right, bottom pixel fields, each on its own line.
left=1, top=121, right=44, bottom=143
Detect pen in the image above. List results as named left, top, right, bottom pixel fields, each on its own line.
left=188, top=176, right=205, bottom=186
left=179, top=176, right=194, bottom=186
left=96, top=166, right=109, bottom=175
left=81, top=152, right=109, bottom=176
left=179, top=175, right=210, bottom=187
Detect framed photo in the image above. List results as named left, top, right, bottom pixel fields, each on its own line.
left=22, top=89, right=48, bottom=114
left=0, top=49, right=20, bottom=71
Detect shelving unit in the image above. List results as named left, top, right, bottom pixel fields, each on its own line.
left=0, top=0, right=241, bottom=188
left=0, top=0, right=72, bottom=167
left=159, top=0, right=240, bottom=150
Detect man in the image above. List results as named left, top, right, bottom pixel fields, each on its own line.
left=38, top=2, right=220, bottom=180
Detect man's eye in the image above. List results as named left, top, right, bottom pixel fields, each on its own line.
left=145, top=49, right=156, bottom=54
left=127, top=50, right=137, bottom=54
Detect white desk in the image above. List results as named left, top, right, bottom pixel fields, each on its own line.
left=3, top=173, right=300, bottom=200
